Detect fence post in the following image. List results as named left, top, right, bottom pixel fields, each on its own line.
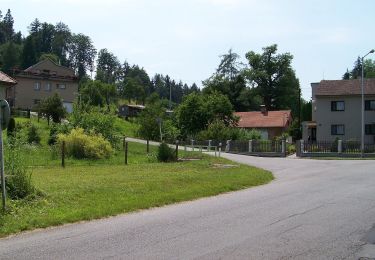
left=208, top=140, right=212, bottom=152
left=191, top=139, right=194, bottom=152
left=338, top=139, right=342, bottom=154
left=219, top=143, right=222, bottom=157
left=226, top=140, right=231, bottom=152
left=123, top=136, right=126, bottom=150
left=175, top=140, right=179, bottom=159
left=248, top=140, right=253, bottom=153
left=61, top=141, right=65, bottom=168
left=125, top=141, right=128, bottom=165
left=300, top=140, right=304, bottom=154
left=214, top=146, right=217, bottom=157
left=146, top=139, right=149, bottom=153
left=184, top=143, right=187, bottom=152
left=281, top=139, right=286, bottom=155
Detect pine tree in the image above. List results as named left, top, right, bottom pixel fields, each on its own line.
left=3, top=9, right=14, bottom=42
left=21, top=36, right=37, bottom=69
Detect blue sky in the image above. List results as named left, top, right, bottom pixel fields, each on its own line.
left=2, top=0, right=375, bottom=100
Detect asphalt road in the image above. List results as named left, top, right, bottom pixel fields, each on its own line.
left=1, top=154, right=375, bottom=259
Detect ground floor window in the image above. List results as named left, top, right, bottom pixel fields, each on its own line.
left=331, top=124, right=345, bottom=135
left=365, top=124, right=375, bottom=135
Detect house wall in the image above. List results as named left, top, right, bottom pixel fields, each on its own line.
left=12, top=76, right=78, bottom=110
left=0, top=85, right=6, bottom=100
left=242, top=127, right=284, bottom=140
left=315, top=95, right=375, bottom=143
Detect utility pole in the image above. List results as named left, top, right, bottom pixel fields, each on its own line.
left=298, top=87, right=301, bottom=139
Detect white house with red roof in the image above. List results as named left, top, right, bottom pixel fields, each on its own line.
left=234, top=106, right=292, bottom=139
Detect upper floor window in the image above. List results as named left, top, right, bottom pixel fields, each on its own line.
left=57, top=84, right=66, bottom=89
left=331, top=124, right=345, bottom=135
left=365, top=124, right=375, bottom=135
left=331, top=101, right=345, bottom=111
left=365, top=100, right=375, bottom=111
left=33, top=99, right=41, bottom=105
left=45, top=82, right=51, bottom=91
left=34, top=82, right=41, bottom=91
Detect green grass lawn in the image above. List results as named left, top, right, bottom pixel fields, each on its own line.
left=0, top=117, right=273, bottom=237
left=0, top=143, right=272, bottom=237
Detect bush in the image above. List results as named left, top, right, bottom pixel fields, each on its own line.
left=26, top=124, right=41, bottom=144
left=4, top=142, right=37, bottom=199
left=69, top=105, right=117, bottom=144
left=197, top=119, right=231, bottom=141
left=58, top=128, right=113, bottom=159
left=233, top=128, right=262, bottom=141
left=7, top=117, right=16, bottom=138
left=157, top=142, right=176, bottom=162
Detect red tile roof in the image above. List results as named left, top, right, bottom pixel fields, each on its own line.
left=0, top=71, right=17, bottom=85
left=234, top=110, right=292, bottom=128
left=316, top=79, right=375, bottom=96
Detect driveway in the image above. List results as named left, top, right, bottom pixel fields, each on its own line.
left=1, top=154, right=375, bottom=259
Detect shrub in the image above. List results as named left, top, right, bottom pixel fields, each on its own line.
left=58, top=128, right=113, bottom=159
left=7, top=117, right=16, bottom=138
left=26, top=124, right=41, bottom=144
left=4, top=142, right=37, bottom=199
left=69, top=105, right=117, bottom=144
left=157, top=142, right=176, bottom=162
left=234, top=128, right=262, bottom=141
left=197, top=119, right=231, bottom=141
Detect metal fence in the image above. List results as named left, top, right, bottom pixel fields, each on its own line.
left=297, top=140, right=375, bottom=157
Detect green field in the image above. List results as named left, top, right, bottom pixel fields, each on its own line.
left=0, top=117, right=273, bottom=237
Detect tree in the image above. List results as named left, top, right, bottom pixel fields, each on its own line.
left=79, top=80, right=117, bottom=108
left=39, top=93, right=66, bottom=124
left=244, top=44, right=300, bottom=112
left=67, top=33, right=97, bottom=79
left=138, top=96, right=165, bottom=141
left=343, top=57, right=375, bottom=79
left=176, top=92, right=235, bottom=137
left=52, top=22, right=71, bottom=66
left=342, top=68, right=350, bottom=80
left=2, top=9, right=14, bottom=42
left=1, top=41, right=21, bottom=72
left=21, top=36, right=37, bottom=69
left=216, top=49, right=242, bottom=80
left=96, top=48, right=120, bottom=84
left=203, top=49, right=247, bottom=111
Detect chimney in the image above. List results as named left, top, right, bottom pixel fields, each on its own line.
left=260, top=105, right=268, bottom=116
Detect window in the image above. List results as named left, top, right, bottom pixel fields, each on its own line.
left=33, top=99, right=40, bottom=105
left=365, top=124, right=375, bottom=135
left=331, top=124, right=345, bottom=135
left=331, top=101, right=345, bottom=111
left=34, top=82, right=41, bottom=91
left=365, top=100, right=375, bottom=111
left=57, top=84, right=66, bottom=89
left=45, top=82, right=51, bottom=91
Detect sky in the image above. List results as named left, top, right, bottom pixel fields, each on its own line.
left=1, top=0, right=375, bottom=100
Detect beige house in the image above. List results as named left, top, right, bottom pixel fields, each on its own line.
left=8, top=59, right=78, bottom=112
left=0, top=71, right=17, bottom=101
left=302, top=79, right=375, bottom=143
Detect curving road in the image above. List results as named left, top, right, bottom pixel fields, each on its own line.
left=1, top=154, right=375, bottom=259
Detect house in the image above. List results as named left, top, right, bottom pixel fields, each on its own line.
left=0, top=71, right=17, bottom=100
left=118, top=104, right=174, bottom=119
left=7, top=59, right=78, bottom=112
left=302, top=79, right=375, bottom=143
left=118, top=104, right=145, bottom=118
left=234, top=106, right=292, bottom=139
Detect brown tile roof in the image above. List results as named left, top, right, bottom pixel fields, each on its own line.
left=234, top=110, right=292, bottom=128
left=316, top=79, right=375, bottom=96
left=0, top=71, right=16, bottom=85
